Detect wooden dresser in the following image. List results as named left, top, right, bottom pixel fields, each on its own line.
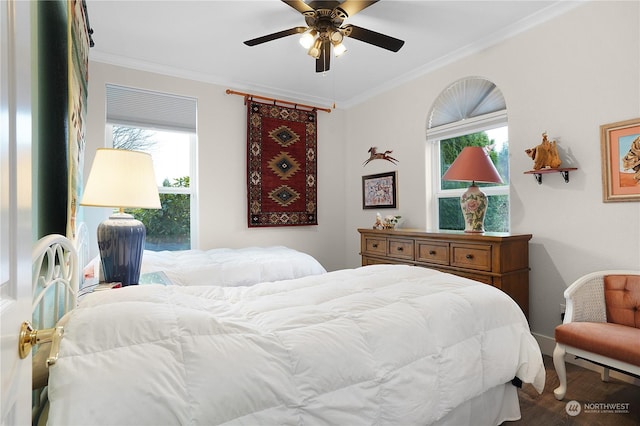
left=358, top=228, right=532, bottom=317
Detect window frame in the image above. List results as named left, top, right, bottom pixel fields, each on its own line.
left=428, top=110, right=509, bottom=231
left=105, top=123, right=198, bottom=249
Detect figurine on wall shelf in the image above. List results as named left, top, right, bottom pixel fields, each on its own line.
left=363, top=147, right=398, bottom=166
left=525, top=132, right=562, bottom=170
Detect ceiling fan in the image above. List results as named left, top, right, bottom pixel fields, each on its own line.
left=244, top=0, right=405, bottom=73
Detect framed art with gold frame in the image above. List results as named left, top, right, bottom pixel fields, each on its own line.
left=600, top=117, right=640, bottom=202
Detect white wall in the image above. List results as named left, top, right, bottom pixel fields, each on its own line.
left=84, top=63, right=348, bottom=272
left=84, top=1, right=639, bottom=344
left=344, top=1, right=640, bottom=341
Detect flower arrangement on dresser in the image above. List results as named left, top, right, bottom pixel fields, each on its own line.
left=373, top=213, right=402, bottom=230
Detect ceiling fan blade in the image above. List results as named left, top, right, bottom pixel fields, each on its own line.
left=308, top=1, right=341, bottom=11
left=335, top=0, right=378, bottom=18
left=316, top=41, right=331, bottom=73
left=281, top=0, right=315, bottom=14
left=244, top=27, right=307, bottom=47
left=342, top=25, right=405, bottom=52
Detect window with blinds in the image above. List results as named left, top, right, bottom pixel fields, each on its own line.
left=105, top=84, right=198, bottom=250
left=427, top=78, right=510, bottom=232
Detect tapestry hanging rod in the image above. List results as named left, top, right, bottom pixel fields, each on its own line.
left=225, top=89, right=332, bottom=113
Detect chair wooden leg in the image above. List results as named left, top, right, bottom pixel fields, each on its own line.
left=601, top=367, right=610, bottom=382
left=553, top=343, right=567, bottom=400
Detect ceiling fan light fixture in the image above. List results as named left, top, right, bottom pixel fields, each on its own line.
left=243, top=1, right=405, bottom=72
left=299, top=30, right=316, bottom=49
left=333, top=42, right=347, bottom=57
left=307, top=38, right=323, bottom=59
left=330, top=30, right=343, bottom=44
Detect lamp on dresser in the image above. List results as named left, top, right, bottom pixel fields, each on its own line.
left=442, top=146, right=503, bottom=233
left=80, top=148, right=160, bottom=286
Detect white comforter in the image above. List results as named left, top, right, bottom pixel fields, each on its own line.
left=48, top=265, right=544, bottom=426
left=140, top=246, right=327, bottom=286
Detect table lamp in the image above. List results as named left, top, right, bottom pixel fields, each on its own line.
left=80, top=148, right=161, bottom=285
left=442, top=146, right=503, bottom=233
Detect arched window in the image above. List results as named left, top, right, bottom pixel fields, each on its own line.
left=427, top=77, right=509, bottom=232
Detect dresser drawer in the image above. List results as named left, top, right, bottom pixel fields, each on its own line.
left=362, top=255, right=406, bottom=266
left=416, top=241, right=449, bottom=265
left=451, top=243, right=492, bottom=271
left=387, top=238, right=414, bottom=260
left=455, top=271, right=494, bottom=285
left=363, top=236, right=386, bottom=256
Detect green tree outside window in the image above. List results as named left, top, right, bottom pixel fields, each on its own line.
left=439, top=131, right=510, bottom=232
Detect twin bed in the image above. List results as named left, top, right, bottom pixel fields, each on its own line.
left=33, top=234, right=544, bottom=425
left=84, top=245, right=327, bottom=287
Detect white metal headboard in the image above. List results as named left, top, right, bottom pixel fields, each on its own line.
left=31, top=233, right=79, bottom=423
left=32, top=234, right=79, bottom=327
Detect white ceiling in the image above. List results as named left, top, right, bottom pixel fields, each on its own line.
left=85, top=0, right=581, bottom=109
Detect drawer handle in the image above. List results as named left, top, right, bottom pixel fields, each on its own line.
left=465, top=254, right=474, bottom=260
left=397, top=247, right=403, bottom=251
left=372, top=243, right=378, bottom=248
left=429, top=250, right=436, bottom=255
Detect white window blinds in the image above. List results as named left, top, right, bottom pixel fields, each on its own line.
left=427, top=77, right=505, bottom=130
left=106, top=84, right=197, bottom=132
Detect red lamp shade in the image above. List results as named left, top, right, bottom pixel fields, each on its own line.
left=442, top=146, right=503, bottom=184
left=442, top=146, right=503, bottom=233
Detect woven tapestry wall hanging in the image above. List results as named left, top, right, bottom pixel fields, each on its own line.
left=247, top=100, right=318, bottom=227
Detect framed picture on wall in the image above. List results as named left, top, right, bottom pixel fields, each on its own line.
left=362, top=171, right=397, bottom=209
left=600, top=117, right=640, bottom=202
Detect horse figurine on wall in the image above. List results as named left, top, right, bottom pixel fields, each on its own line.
left=363, top=147, right=398, bottom=166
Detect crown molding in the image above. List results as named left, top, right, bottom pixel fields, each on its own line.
left=90, top=1, right=585, bottom=111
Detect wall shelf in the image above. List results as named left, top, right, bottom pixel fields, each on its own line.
left=524, top=167, right=578, bottom=184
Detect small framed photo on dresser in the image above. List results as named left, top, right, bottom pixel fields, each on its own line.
left=362, top=171, right=397, bottom=209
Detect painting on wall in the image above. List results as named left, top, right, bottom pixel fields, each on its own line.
left=247, top=100, right=318, bottom=227
left=37, top=0, right=92, bottom=239
left=362, top=171, right=397, bottom=209
left=600, top=117, right=640, bottom=202
left=67, top=0, right=91, bottom=239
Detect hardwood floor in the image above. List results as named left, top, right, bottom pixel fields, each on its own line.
left=504, top=355, right=640, bottom=425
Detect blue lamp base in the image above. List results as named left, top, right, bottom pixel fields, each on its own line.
left=97, top=212, right=146, bottom=286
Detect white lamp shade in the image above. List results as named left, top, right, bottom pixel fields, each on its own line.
left=81, top=148, right=161, bottom=209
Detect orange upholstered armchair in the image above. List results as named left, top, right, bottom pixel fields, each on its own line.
left=553, top=270, right=640, bottom=400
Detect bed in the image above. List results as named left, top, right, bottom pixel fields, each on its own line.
left=83, top=246, right=327, bottom=287
left=38, top=235, right=544, bottom=426
left=31, top=234, right=80, bottom=424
